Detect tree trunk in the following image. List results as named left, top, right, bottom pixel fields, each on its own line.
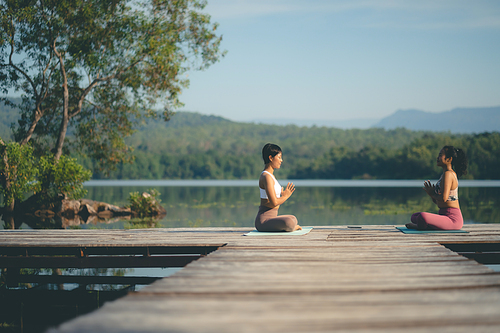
left=53, top=46, right=70, bottom=162
left=2, top=214, right=16, bottom=229
left=20, top=106, right=44, bottom=146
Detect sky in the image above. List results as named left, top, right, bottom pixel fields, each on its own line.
left=178, top=0, right=500, bottom=126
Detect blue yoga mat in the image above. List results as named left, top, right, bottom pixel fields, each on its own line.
left=244, top=227, right=313, bottom=236
left=396, top=226, right=468, bottom=234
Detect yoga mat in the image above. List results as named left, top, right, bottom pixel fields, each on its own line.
left=396, top=226, right=469, bottom=234
left=244, top=227, right=313, bottom=236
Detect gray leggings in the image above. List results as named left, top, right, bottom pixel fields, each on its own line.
left=255, top=205, right=298, bottom=232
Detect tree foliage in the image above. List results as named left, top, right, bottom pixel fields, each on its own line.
left=0, top=138, right=39, bottom=211
left=37, top=154, right=92, bottom=203
left=0, top=138, right=91, bottom=212
left=0, top=0, right=224, bottom=211
left=0, top=0, right=225, bottom=170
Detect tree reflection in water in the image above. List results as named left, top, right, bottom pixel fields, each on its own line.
left=0, top=265, right=180, bottom=332
left=1, top=213, right=163, bottom=230
left=0, top=267, right=149, bottom=333
left=2, top=185, right=500, bottom=229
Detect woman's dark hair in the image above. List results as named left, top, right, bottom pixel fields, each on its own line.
left=442, top=145, right=468, bottom=177
left=262, top=143, right=282, bottom=164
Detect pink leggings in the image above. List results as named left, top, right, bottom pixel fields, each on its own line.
left=255, top=205, right=298, bottom=232
left=411, top=207, right=463, bottom=230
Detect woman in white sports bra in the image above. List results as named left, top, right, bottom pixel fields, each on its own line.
left=406, top=145, right=468, bottom=230
left=255, top=143, right=301, bottom=232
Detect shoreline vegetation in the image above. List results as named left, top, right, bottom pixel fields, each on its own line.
left=83, top=112, right=499, bottom=181
left=1, top=108, right=499, bottom=182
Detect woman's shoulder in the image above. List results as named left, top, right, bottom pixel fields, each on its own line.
left=444, top=170, right=458, bottom=181
left=259, top=170, right=271, bottom=181
left=261, top=170, right=274, bottom=178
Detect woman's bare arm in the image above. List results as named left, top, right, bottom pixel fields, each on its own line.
left=261, top=173, right=295, bottom=207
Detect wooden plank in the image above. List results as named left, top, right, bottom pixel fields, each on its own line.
left=53, top=292, right=500, bottom=333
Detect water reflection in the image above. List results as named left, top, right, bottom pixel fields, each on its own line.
left=0, top=267, right=179, bottom=332
left=1, top=211, right=163, bottom=230
left=2, top=184, right=500, bottom=229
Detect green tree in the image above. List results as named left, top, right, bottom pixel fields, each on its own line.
left=37, top=154, right=92, bottom=204
left=0, top=0, right=224, bottom=210
left=0, top=138, right=39, bottom=212
left=0, top=0, right=225, bottom=169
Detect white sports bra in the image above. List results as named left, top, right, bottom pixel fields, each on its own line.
left=259, top=171, right=281, bottom=199
left=435, top=172, right=459, bottom=201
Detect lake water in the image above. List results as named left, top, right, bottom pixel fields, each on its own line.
left=3, top=179, right=500, bottom=229
left=11, top=179, right=492, bottom=230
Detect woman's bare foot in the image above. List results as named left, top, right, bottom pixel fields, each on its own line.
left=294, top=225, right=302, bottom=231
left=405, top=222, right=418, bottom=229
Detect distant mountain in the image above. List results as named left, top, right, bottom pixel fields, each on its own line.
left=374, top=106, right=500, bottom=133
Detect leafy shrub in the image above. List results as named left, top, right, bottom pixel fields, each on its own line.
left=127, top=189, right=162, bottom=218
left=0, top=141, right=39, bottom=208
left=37, top=154, right=92, bottom=202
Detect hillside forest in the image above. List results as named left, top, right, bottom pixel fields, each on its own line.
left=1, top=106, right=499, bottom=180
left=86, top=113, right=500, bottom=180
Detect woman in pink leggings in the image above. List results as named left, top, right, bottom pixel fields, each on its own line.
left=406, top=145, right=468, bottom=230
left=255, top=143, right=301, bottom=232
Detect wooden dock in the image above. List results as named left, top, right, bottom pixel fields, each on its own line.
left=1, top=224, right=500, bottom=332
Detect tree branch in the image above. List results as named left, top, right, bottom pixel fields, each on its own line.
left=6, top=22, right=39, bottom=101
left=69, top=55, right=147, bottom=119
